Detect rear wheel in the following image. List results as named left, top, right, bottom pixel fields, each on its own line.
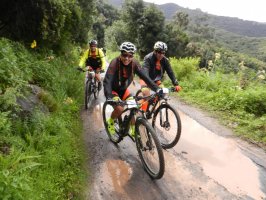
left=102, top=101, right=122, bottom=144
left=152, top=104, right=181, bottom=149
left=135, top=117, right=165, bottom=179
left=85, top=80, right=92, bottom=109
left=93, top=79, right=100, bottom=99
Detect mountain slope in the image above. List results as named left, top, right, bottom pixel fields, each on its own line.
left=106, top=0, right=266, bottom=38
left=156, top=3, right=266, bottom=38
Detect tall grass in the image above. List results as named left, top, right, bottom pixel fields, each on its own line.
left=170, top=57, right=266, bottom=146
left=0, top=38, right=87, bottom=199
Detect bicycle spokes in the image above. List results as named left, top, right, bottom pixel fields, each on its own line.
left=153, top=104, right=182, bottom=149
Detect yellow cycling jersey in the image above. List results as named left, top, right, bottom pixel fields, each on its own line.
left=79, top=48, right=106, bottom=70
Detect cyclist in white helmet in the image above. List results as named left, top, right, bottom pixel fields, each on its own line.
left=103, top=42, right=159, bottom=135
left=139, top=41, right=182, bottom=111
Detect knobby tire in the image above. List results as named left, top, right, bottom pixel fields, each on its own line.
left=85, top=80, right=92, bottom=109
left=152, top=104, right=181, bottom=149
left=102, top=101, right=122, bottom=144
left=135, top=117, right=165, bottom=179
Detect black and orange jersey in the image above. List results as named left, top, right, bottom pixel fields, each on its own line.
left=142, top=52, right=178, bottom=86
left=103, top=56, right=158, bottom=99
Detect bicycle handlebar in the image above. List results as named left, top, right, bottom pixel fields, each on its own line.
left=76, top=66, right=105, bottom=73
left=106, top=98, right=140, bottom=108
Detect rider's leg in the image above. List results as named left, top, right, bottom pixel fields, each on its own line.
left=140, top=86, right=150, bottom=112
left=107, top=91, right=125, bottom=135
left=139, top=79, right=151, bottom=112
left=107, top=105, right=123, bottom=135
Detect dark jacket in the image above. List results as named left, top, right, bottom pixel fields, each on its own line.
left=142, top=52, right=178, bottom=85
left=103, top=56, right=158, bottom=99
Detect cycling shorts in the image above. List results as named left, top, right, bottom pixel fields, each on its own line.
left=112, top=88, right=132, bottom=100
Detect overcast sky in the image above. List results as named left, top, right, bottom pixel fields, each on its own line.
left=144, top=0, right=266, bottom=23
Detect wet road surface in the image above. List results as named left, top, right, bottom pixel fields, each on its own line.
left=81, top=87, right=266, bottom=200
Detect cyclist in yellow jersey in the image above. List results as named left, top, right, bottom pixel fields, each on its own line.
left=78, top=39, right=106, bottom=90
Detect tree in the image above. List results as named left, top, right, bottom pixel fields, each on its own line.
left=163, top=12, right=190, bottom=58
left=105, top=20, right=128, bottom=51
left=137, top=4, right=165, bottom=57
left=121, top=0, right=145, bottom=42
left=91, top=0, right=120, bottom=47
left=0, top=0, right=96, bottom=50
left=121, top=0, right=165, bottom=58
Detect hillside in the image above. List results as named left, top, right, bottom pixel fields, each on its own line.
left=158, top=3, right=266, bottom=38
left=106, top=0, right=266, bottom=38
left=105, top=0, right=266, bottom=62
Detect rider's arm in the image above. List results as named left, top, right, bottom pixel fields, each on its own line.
left=78, top=49, right=89, bottom=68
left=98, top=48, right=106, bottom=70
left=134, top=61, right=159, bottom=92
left=164, top=58, right=179, bottom=86
left=103, top=59, right=117, bottom=99
left=142, top=53, right=152, bottom=77
left=139, top=54, right=152, bottom=86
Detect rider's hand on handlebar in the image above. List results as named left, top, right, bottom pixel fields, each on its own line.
left=174, top=85, right=182, bottom=92
left=112, top=96, right=121, bottom=102
left=156, top=88, right=164, bottom=97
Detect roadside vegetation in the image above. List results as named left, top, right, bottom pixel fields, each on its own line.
left=0, top=38, right=86, bottom=199
left=166, top=57, right=266, bottom=147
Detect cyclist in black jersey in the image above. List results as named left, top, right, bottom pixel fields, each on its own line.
left=103, top=42, right=159, bottom=135
left=139, top=41, right=182, bottom=111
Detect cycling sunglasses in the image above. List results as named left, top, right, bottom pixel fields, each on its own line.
left=156, top=51, right=165, bottom=55
left=121, top=53, right=134, bottom=59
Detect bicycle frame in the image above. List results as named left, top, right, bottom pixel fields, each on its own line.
left=102, top=97, right=165, bottom=179
left=143, top=89, right=172, bottom=119
left=110, top=99, right=144, bottom=140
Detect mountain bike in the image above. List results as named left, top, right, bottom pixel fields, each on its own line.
left=77, top=67, right=103, bottom=109
left=136, top=87, right=182, bottom=149
left=102, top=97, right=165, bottom=179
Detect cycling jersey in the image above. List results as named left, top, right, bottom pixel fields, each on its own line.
left=103, top=56, right=158, bottom=99
left=79, top=48, right=106, bottom=70
left=142, top=52, right=178, bottom=86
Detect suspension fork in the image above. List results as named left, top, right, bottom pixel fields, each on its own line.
left=159, top=103, right=168, bottom=127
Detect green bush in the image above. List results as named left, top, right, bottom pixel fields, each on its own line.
left=170, top=57, right=199, bottom=81
left=177, top=56, right=266, bottom=145
left=0, top=112, right=11, bottom=135
left=242, top=86, right=266, bottom=117
left=0, top=38, right=86, bottom=199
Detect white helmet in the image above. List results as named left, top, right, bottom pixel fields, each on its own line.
left=119, top=42, right=137, bottom=54
left=154, top=41, right=167, bottom=51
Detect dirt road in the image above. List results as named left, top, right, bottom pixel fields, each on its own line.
left=81, top=86, right=266, bottom=200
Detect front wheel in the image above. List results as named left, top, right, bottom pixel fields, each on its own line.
left=93, top=79, right=100, bottom=99
left=85, top=80, right=92, bottom=109
left=102, top=101, right=122, bottom=144
left=152, top=104, right=181, bottom=149
left=135, top=117, right=165, bottom=179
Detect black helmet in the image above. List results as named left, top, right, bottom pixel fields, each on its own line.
left=89, top=39, right=98, bottom=46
